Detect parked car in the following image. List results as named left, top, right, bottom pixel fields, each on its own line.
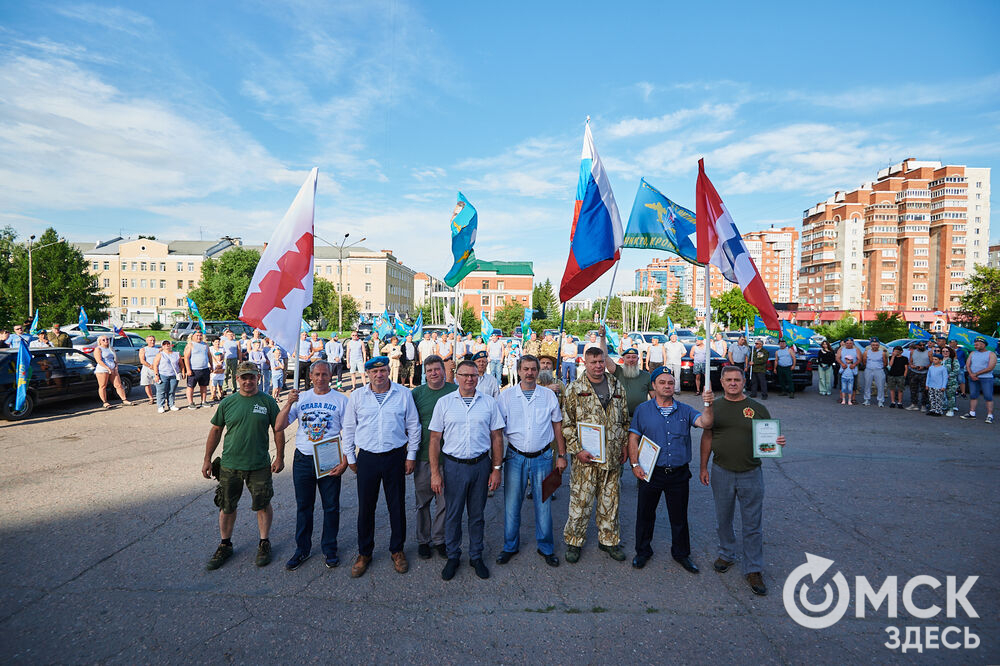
left=170, top=320, right=253, bottom=342
left=757, top=344, right=815, bottom=392
left=0, top=347, right=139, bottom=420
left=71, top=333, right=147, bottom=366
left=60, top=323, right=113, bottom=335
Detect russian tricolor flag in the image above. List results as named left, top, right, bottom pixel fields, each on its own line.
left=695, top=158, right=781, bottom=332
left=559, top=122, right=623, bottom=303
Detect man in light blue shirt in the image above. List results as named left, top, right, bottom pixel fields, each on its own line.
left=221, top=330, right=242, bottom=394
left=487, top=333, right=504, bottom=384
left=342, top=356, right=421, bottom=578
left=324, top=335, right=344, bottom=389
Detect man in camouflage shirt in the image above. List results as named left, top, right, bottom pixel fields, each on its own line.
left=562, top=346, right=630, bottom=563
left=523, top=332, right=542, bottom=359
left=539, top=333, right=560, bottom=362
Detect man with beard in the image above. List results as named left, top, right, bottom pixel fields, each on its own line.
left=601, top=340, right=651, bottom=420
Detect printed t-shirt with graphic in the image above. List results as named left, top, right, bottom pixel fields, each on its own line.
left=211, top=391, right=280, bottom=471
left=288, top=389, right=349, bottom=456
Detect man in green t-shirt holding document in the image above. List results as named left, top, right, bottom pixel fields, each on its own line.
left=202, top=361, right=284, bottom=571
left=699, top=365, right=785, bottom=597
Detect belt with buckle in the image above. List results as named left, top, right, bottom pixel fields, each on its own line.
left=443, top=451, right=488, bottom=465
left=655, top=463, right=689, bottom=474
left=508, top=444, right=545, bottom=459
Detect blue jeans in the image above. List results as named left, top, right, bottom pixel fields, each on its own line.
left=292, top=450, right=342, bottom=557
left=156, top=376, right=178, bottom=408
left=502, top=449, right=555, bottom=555
left=489, top=359, right=503, bottom=384
left=710, top=464, right=764, bottom=574
left=561, top=360, right=577, bottom=384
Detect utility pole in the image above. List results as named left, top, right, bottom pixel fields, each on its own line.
left=316, top=233, right=366, bottom=333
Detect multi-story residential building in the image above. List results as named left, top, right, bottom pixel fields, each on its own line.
left=743, top=227, right=799, bottom=304
left=80, top=238, right=417, bottom=324
left=456, top=260, right=533, bottom=320
left=635, top=256, right=693, bottom=301
left=989, top=243, right=1000, bottom=268
left=799, top=159, right=991, bottom=312
left=413, top=272, right=451, bottom=306
left=313, top=247, right=415, bottom=316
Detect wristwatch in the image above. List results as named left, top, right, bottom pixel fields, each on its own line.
left=493, top=464, right=502, bottom=471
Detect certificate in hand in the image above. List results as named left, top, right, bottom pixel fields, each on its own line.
left=313, top=436, right=343, bottom=478
left=752, top=419, right=782, bottom=458
left=636, top=436, right=660, bottom=480
left=577, top=422, right=606, bottom=463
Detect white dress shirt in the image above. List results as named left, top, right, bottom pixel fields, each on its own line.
left=341, top=382, right=421, bottom=464
left=664, top=341, right=687, bottom=365
left=497, top=384, right=562, bottom=454
left=429, top=390, right=505, bottom=459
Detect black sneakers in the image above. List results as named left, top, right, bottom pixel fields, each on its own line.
left=206, top=542, right=233, bottom=571
left=256, top=539, right=272, bottom=567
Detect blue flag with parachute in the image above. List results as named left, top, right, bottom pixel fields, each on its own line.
left=666, top=315, right=676, bottom=336
left=186, top=297, right=207, bottom=334
left=29, top=310, right=39, bottom=336
left=14, top=336, right=31, bottom=412
left=521, top=308, right=533, bottom=343
left=781, top=321, right=814, bottom=347
left=480, top=310, right=494, bottom=342
left=374, top=310, right=393, bottom=340
left=443, top=192, right=479, bottom=287
left=947, top=324, right=998, bottom=351
left=604, top=323, right=620, bottom=355
left=78, top=307, right=89, bottom=337
left=411, top=311, right=423, bottom=340
left=622, top=178, right=701, bottom=265
left=908, top=323, right=932, bottom=340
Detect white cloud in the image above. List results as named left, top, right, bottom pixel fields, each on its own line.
left=788, top=74, right=1000, bottom=111
left=606, top=103, right=737, bottom=139
left=53, top=4, right=153, bottom=37
left=0, top=55, right=295, bottom=210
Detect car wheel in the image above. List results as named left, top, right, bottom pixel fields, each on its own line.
left=1, top=392, right=34, bottom=421
left=120, top=376, right=134, bottom=396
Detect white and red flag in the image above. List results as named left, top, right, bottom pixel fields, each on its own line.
left=240, top=167, right=317, bottom=356
left=695, top=158, right=781, bottom=332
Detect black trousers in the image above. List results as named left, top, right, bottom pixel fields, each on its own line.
left=356, top=446, right=407, bottom=556
left=748, top=370, right=767, bottom=396
left=298, top=361, right=312, bottom=389
left=635, top=464, right=691, bottom=559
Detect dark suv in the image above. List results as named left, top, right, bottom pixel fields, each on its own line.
left=0, top=348, right=139, bottom=420
left=170, top=320, right=253, bottom=342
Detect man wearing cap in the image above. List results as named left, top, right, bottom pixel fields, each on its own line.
left=345, top=331, right=367, bottom=389
left=644, top=336, right=665, bottom=373
left=429, top=359, right=505, bottom=580
left=747, top=339, right=769, bottom=399
left=601, top=339, right=651, bottom=420
left=628, top=367, right=714, bottom=573
left=495, top=354, right=567, bottom=567
left=540, top=332, right=559, bottom=362
left=438, top=332, right=455, bottom=382
left=562, top=346, right=630, bottom=563
left=524, top=332, right=542, bottom=358
left=905, top=340, right=931, bottom=412
left=417, top=332, right=436, bottom=385
left=342, top=356, right=421, bottom=577
left=861, top=338, right=888, bottom=407
left=221, top=329, right=243, bottom=394
left=961, top=337, right=996, bottom=424
left=275, top=360, right=349, bottom=571
left=46, top=323, right=71, bottom=348
left=467, top=350, right=500, bottom=399
left=324, top=334, right=344, bottom=390
left=487, top=333, right=504, bottom=385
left=201, top=361, right=284, bottom=571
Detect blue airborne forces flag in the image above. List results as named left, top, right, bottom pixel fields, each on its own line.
left=947, top=324, right=998, bottom=352
left=444, top=192, right=479, bottom=287
left=480, top=310, right=494, bottom=343
left=623, top=178, right=701, bottom=265
left=781, top=321, right=814, bottom=347
left=908, top=323, right=932, bottom=340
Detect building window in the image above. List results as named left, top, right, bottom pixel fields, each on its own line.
left=92, top=261, right=99, bottom=270
left=482, top=280, right=490, bottom=289
left=364, top=283, right=372, bottom=292
left=102, top=261, right=109, bottom=270
left=140, top=262, right=147, bottom=271
left=365, top=264, right=372, bottom=274
left=150, top=262, right=156, bottom=272
left=159, top=298, right=166, bottom=306
left=121, top=279, right=128, bottom=288
left=130, top=297, right=138, bottom=306
left=177, top=280, right=183, bottom=289
left=177, top=298, right=184, bottom=307
left=177, top=262, right=183, bottom=271
left=482, top=296, right=489, bottom=306
left=160, top=262, right=166, bottom=271
left=325, top=265, right=331, bottom=274
left=130, top=279, right=136, bottom=288
left=187, top=262, right=194, bottom=272
left=498, top=280, right=505, bottom=290
left=140, top=297, right=147, bottom=306
left=187, top=280, right=194, bottom=289
left=130, top=262, right=137, bottom=271
left=140, top=279, right=147, bottom=288
left=121, top=298, right=127, bottom=306
left=160, top=280, right=166, bottom=289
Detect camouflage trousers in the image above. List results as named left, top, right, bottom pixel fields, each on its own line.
left=563, top=463, right=621, bottom=548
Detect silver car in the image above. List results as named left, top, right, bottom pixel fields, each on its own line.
left=71, top=333, right=147, bottom=366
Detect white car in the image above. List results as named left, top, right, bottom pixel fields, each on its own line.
left=60, top=323, right=114, bottom=335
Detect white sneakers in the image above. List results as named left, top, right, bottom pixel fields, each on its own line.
left=170, top=405, right=180, bottom=411
left=945, top=410, right=954, bottom=417
left=158, top=407, right=165, bottom=414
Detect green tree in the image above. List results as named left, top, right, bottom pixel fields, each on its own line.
left=187, top=247, right=262, bottom=319
left=460, top=303, right=477, bottom=333
left=710, top=287, right=759, bottom=330
left=532, top=279, right=557, bottom=319
left=0, top=227, right=109, bottom=329
left=663, top=289, right=696, bottom=327
left=492, top=300, right=527, bottom=334
left=815, top=313, right=862, bottom=342
left=959, top=265, right=1000, bottom=334
left=865, top=312, right=908, bottom=342
left=591, top=296, right=622, bottom=323
left=304, top=277, right=359, bottom=332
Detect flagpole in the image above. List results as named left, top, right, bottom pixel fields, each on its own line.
left=600, top=261, right=620, bottom=327
left=703, top=264, right=711, bottom=399
left=555, top=302, right=567, bottom=372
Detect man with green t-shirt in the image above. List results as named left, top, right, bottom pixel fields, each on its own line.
left=202, top=361, right=285, bottom=571
left=410, top=354, right=457, bottom=559
left=698, top=365, right=786, bottom=596
left=602, top=341, right=651, bottom=420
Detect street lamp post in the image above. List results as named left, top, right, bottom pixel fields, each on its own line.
left=315, top=233, right=366, bottom=333
left=27, top=234, right=66, bottom=317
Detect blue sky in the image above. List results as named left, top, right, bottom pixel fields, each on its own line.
left=2, top=1, right=998, bottom=299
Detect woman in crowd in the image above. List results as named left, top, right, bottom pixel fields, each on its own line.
left=153, top=340, right=183, bottom=412
left=209, top=338, right=225, bottom=402
left=93, top=334, right=133, bottom=409
left=816, top=340, right=836, bottom=396
left=925, top=353, right=947, bottom=417
left=385, top=335, right=402, bottom=383
left=940, top=346, right=961, bottom=417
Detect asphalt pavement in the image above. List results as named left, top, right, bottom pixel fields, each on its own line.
left=1, top=381, right=997, bottom=664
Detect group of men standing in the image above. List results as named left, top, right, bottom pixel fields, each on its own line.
left=201, top=328, right=786, bottom=595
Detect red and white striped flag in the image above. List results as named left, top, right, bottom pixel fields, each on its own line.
left=240, top=168, right=317, bottom=356
left=695, top=159, right=781, bottom=331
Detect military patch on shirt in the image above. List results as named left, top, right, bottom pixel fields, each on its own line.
left=743, top=407, right=755, bottom=418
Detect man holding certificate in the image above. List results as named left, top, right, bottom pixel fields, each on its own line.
left=627, top=367, right=713, bottom=573
left=275, top=361, right=349, bottom=571
left=495, top=354, right=568, bottom=567
left=342, top=356, right=421, bottom=578
left=561, top=347, right=631, bottom=564
left=699, top=365, right=786, bottom=597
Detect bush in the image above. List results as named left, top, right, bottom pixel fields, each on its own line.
left=149, top=320, right=164, bottom=331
